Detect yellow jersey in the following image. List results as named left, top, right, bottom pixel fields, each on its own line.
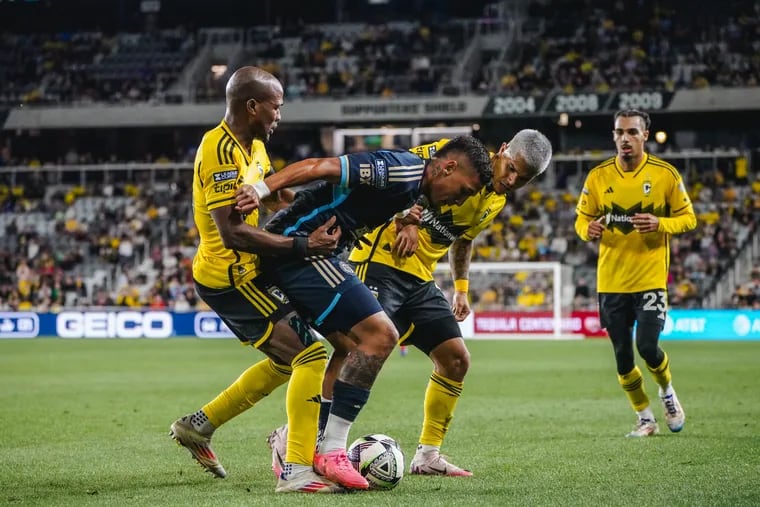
left=349, top=139, right=506, bottom=281
left=574, top=154, right=697, bottom=293
left=192, top=121, right=271, bottom=288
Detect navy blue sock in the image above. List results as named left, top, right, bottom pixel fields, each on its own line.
left=318, top=399, right=332, bottom=433
left=330, top=379, right=370, bottom=422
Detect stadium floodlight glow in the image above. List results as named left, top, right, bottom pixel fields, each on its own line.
left=655, top=131, right=668, bottom=144
left=211, top=65, right=227, bottom=79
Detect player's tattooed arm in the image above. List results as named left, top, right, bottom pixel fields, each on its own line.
left=450, top=238, right=473, bottom=282
left=450, top=238, right=473, bottom=321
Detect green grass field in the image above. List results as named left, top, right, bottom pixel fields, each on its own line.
left=1, top=338, right=759, bottom=506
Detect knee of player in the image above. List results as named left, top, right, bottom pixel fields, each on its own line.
left=370, top=321, right=399, bottom=355
left=376, top=327, right=399, bottom=355
left=635, top=341, right=660, bottom=362
left=432, top=345, right=470, bottom=378
left=451, top=349, right=471, bottom=375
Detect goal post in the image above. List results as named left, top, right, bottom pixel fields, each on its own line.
left=433, top=261, right=581, bottom=340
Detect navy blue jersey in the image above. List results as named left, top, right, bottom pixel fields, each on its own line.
left=265, top=150, right=426, bottom=250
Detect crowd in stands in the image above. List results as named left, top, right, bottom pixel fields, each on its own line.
left=731, top=265, right=760, bottom=308
left=2, top=1, right=760, bottom=105
left=196, top=21, right=466, bottom=102
left=490, top=0, right=760, bottom=94
left=0, top=28, right=195, bottom=106
left=0, top=169, right=201, bottom=313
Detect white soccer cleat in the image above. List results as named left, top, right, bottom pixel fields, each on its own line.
left=625, top=418, right=659, bottom=438
left=410, top=448, right=472, bottom=477
left=660, top=390, right=686, bottom=432
left=266, top=424, right=288, bottom=479
left=275, top=468, right=345, bottom=493
left=169, top=416, right=227, bottom=478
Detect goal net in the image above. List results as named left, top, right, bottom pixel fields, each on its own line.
left=433, top=261, right=582, bottom=339
left=329, top=126, right=474, bottom=155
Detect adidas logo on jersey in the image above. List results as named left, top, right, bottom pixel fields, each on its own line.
left=604, top=186, right=614, bottom=194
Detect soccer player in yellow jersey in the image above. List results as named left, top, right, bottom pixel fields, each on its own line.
left=267, top=129, right=552, bottom=477
left=574, top=109, right=697, bottom=437
left=168, top=66, right=344, bottom=493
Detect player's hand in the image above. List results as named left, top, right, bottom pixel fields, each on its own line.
left=395, top=204, right=424, bottom=227
left=587, top=215, right=607, bottom=240
left=632, top=213, right=659, bottom=233
left=392, top=224, right=419, bottom=257
left=307, top=216, right=341, bottom=255
left=234, top=184, right=261, bottom=214
left=451, top=291, right=471, bottom=322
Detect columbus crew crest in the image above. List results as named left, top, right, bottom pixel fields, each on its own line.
left=643, top=179, right=652, bottom=196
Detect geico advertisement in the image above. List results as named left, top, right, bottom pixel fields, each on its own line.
left=56, top=311, right=173, bottom=338
left=2, top=310, right=760, bottom=340
left=0, top=311, right=235, bottom=339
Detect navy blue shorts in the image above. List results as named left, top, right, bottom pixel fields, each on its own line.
left=262, top=255, right=383, bottom=335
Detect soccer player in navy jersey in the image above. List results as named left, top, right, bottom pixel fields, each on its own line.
left=238, top=136, right=493, bottom=488
left=267, top=130, right=552, bottom=479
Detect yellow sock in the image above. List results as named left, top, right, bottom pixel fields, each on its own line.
left=203, top=358, right=292, bottom=428
left=285, top=342, right=327, bottom=466
left=618, top=366, right=650, bottom=412
left=647, top=352, right=672, bottom=389
left=418, top=371, right=463, bottom=447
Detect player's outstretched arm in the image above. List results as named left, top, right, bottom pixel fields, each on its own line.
left=250, top=157, right=343, bottom=199
left=212, top=206, right=340, bottom=256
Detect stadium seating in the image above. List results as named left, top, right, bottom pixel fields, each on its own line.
left=2, top=1, right=757, bottom=104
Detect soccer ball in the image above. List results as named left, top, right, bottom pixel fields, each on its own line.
left=347, top=434, right=404, bottom=490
